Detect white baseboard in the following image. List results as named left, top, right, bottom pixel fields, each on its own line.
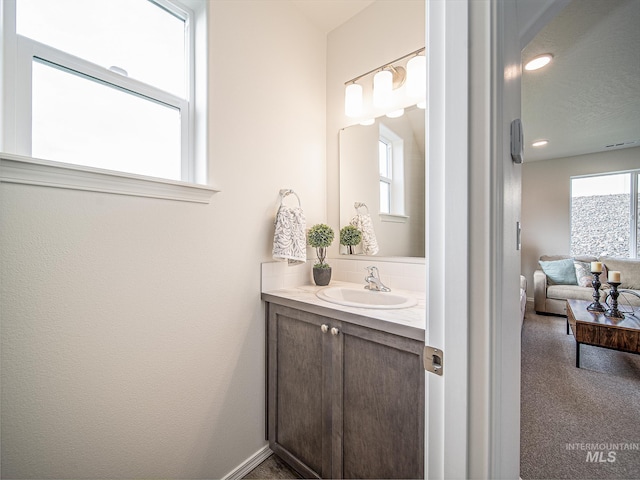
left=222, top=444, right=272, bottom=480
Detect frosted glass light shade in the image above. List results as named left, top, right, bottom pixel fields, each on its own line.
left=406, top=55, right=426, bottom=99
left=344, top=83, right=363, bottom=118
left=373, top=70, right=393, bottom=108
left=386, top=108, right=404, bottom=118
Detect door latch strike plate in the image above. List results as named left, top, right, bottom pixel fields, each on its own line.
left=424, top=346, right=444, bottom=376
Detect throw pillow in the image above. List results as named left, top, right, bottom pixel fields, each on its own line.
left=574, top=261, right=592, bottom=288
left=539, top=258, right=578, bottom=285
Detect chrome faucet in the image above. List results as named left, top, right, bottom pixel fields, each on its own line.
left=364, top=266, right=391, bottom=292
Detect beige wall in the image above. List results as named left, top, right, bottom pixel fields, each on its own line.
left=521, top=146, right=640, bottom=290
left=0, top=1, right=326, bottom=478
left=326, top=0, right=425, bottom=257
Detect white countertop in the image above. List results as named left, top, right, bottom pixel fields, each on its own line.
left=261, top=281, right=426, bottom=341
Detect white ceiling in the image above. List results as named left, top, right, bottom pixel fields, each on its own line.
left=290, top=0, right=375, bottom=34
left=522, top=0, right=640, bottom=162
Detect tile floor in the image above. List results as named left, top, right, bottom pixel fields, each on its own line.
left=243, top=454, right=301, bottom=479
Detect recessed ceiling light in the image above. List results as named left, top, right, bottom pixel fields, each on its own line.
left=525, top=54, right=553, bottom=71
left=532, top=139, right=549, bottom=147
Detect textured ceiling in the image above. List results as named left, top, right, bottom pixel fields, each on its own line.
left=522, top=0, right=640, bottom=162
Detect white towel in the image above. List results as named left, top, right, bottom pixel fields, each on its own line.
left=273, top=205, right=307, bottom=265
left=350, top=213, right=379, bottom=255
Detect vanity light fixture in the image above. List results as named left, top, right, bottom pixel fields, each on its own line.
left=406, top=53, right=426, bottom=98
left=532, top=139, right=549, bottom=147
left=345, top=83, right=363, bottom=118
left=386, top=108, right=405, bottom=118
left=343, top=47, right=425, bottom=119
left=373, top=66, right=406, bottom=108
left=524, top=53, right=553, bottom=71
left=373, top=69, right=394, bottom=108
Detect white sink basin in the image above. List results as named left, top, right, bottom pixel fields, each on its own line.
left=316, top=286, right=417, bottom=309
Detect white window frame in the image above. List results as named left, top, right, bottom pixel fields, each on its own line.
left=570, top=169, right=640, bottom=258
left=379, top=137, right=392, bottom=214
left=0, top=0, right=217, bottom=202
left=379, top=124, right=407, bottom=222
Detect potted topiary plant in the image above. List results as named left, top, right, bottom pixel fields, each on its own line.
left=307, top=223, right=335, bottom=286
left=340, top=225, right=362, bottom=254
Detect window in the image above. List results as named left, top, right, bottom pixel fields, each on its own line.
left=31, top=60, right=182, bottom=179
left=16, top=0, right=186, bottom=97
left=379, top=138, right=392, bottom=214
left=378, top=124, right=405, bottom=220
left=571, top=170, right=640, bottom=258
left=1, top=0, right=213, bottom=200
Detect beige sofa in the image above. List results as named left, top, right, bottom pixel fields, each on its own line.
left=534, top=255, right=640, bottom=316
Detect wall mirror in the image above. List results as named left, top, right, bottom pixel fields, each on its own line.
left=339, top=106, right=425, bottom=258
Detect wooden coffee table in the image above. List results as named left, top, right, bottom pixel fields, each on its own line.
left=566, top=299, right=640, bottom=368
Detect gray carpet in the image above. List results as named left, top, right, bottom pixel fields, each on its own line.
left=521, top=306, right=640, bottom=480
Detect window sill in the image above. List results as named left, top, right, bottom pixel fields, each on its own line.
left=380, top=213, right=409, bottom=223
left=0, top=153, right=219, bottom=203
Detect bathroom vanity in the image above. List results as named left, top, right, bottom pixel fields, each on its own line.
left=262, top=283, right=425, bottom=479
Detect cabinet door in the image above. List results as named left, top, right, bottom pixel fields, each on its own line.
left=335, top=321, right=424, bottom=479
left=267, top=304, right=331, bottom=479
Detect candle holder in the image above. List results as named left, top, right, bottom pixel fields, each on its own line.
left=605, top=282, right=624, bottom=319
left=586, top=272, right=605, bottom=312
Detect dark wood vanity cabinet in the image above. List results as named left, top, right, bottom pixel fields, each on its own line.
left=266, top=302, right=424, bottom=479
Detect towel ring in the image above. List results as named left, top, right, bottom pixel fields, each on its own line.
left=354, top=202, right=369, bottom=213
left=279, top=189, right=301, bottom=207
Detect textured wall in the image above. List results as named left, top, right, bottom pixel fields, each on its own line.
left=521, top=146, right=640, bottom=292
left=0, top=1, right=326, bottom=478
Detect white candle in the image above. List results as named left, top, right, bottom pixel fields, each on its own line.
left=608, top=271, right=621, bottom=283
left=591, top=261, right=603, bottom=273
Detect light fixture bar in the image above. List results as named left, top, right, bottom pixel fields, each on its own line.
left=344, top=47, right=425, bottom=86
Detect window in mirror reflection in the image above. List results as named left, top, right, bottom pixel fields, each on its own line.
left=379, top=138, right=392, bottom=213
left=379, top=125, right=405, bottom=216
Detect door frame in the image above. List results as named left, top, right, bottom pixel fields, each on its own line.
left=424, top=1, right=470, bottom=478
left=425, top=0, right=570, bottom=478
left=425, top=1, right=523, bottom=477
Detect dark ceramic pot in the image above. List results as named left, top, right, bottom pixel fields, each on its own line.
left=313, top=267, right=332, bottom=286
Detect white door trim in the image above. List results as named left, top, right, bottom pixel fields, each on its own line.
left=426, top=0, right=526, bottom=478
left=425, top=1, right=469, bottom=478
left=425, top=0, right=572, bottom=478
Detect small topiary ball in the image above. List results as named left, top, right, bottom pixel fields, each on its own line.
left=340, top=225, right=362, bottom=246
left=307, top=224, right=335, bottom=248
